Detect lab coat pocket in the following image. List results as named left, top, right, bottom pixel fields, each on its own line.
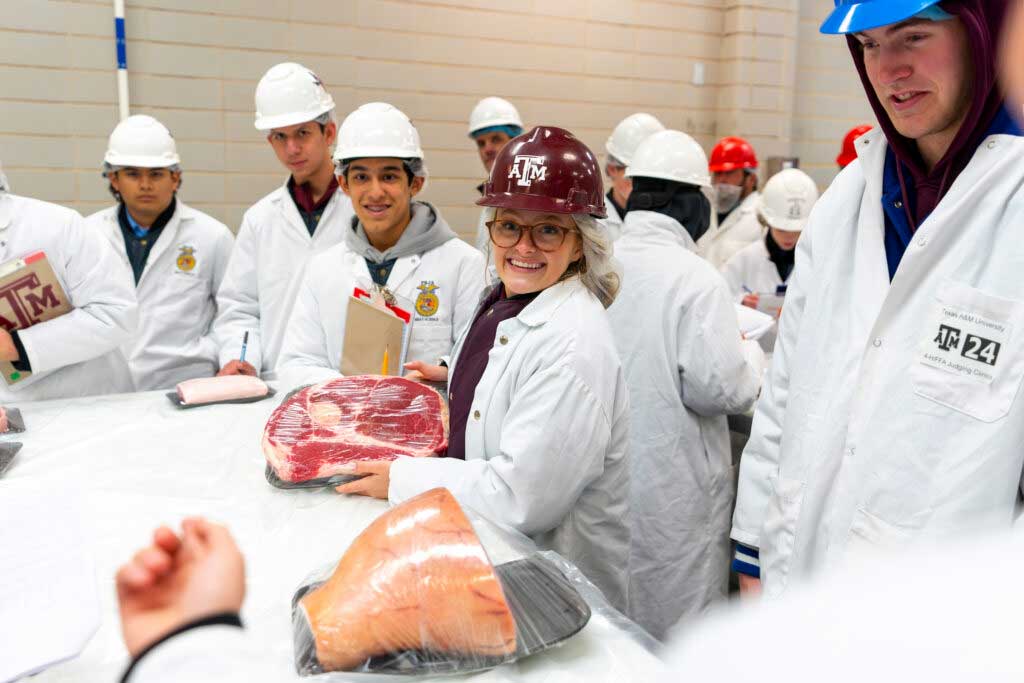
left=759, top=475, right=805, bottom=598
left=912, top=282, right=1024, bottom=423
left=408, top=321, right=453, bottom=364
left=846, top=507, right=922, bottom=559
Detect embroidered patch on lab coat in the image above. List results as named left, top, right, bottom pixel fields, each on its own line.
left=175, top=245, right=197, bottom=273
left=415, top=281, right=440, bottom=318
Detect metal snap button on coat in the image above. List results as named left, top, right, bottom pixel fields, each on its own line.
left=473, top=410, right=480, bottom=420
left=499, top=335, right=508, bottom=345
left=873, top=337, right=882, bottom=348
left=894, top=200, right=903, bottom=209
left=987, top=140, right=997, bottom=149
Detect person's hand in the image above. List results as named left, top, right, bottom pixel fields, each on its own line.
left=403, top=361, right=449, bottom=383
left=738, top=574, right=762, bottom=600
left=217, top=360, right=257, bottom=377
left=741, top=293, right=760, bottom=309
left=335, top=461, right=393, bottom=500
left=0, top=329, right=18, bottom=362
left=115, top=518, right=246, bottom=658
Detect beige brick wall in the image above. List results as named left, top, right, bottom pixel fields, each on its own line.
left=792, top=0, right=877, bottom=189
left=0, top=0, right=874, bottom=238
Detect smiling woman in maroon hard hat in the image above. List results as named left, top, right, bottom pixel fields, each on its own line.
left=336, top=126, right=631, bottom=612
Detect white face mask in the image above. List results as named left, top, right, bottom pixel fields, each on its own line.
left=713, top=182, right=742, bottom=214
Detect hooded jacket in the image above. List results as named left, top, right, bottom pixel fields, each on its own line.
left=847, top=0, right=1014, bottom=232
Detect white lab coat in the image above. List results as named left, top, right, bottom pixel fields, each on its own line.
left=697, top=191, right=762, bottom=268
left=87, top=202, right=234, bottom=390
left=213, top=181, right=354, bottom=378
left=608, top=210, right=764, bottom=639
left=0, top=193, right=136, bottom=401
left=720, top=237, right=784, bottom=353
left=473, top=206, right=490, bottom=255
left=601, top=199, right=624, bottom=242
left=277, top=236, right=486, bottom=389
left=389, top=278, right=632, bottom=611
left=732, top=128, right=1024, bottom=599
left=720, top=236, right=782, bottom=299
left=662, top=529, right=1024, bottom=682
left=125, top=624, right=257, bottom=683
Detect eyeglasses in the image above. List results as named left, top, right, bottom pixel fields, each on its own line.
left=486, top=219, right=578, bottom=252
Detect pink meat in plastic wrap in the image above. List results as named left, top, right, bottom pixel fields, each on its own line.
left=0, top=407, right=8, bottom=433
left=176, top=375, right=268, bottom=404
left=263, top=376, right=448, bottom=483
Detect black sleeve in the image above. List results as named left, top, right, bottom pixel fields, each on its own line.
left=10, top=330, right=31, bottom=373
left=120, top=612, right=243, bottom=683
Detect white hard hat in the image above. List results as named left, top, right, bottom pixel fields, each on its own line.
left=333, top=102, right=424, bottom=162
left=606, top=113, right=665, bottom=166
left=104, top=115, right=181, bottom=168
left=254, top=62, right=335, bottom=131
left=758, top=168, right=819, bottom=232
left=468, top=97, right=523, bottom=137
left=627, top=129, right=711, bottom=189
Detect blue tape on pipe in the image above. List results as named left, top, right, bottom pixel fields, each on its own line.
left=115, top=17, right=127, bottom=68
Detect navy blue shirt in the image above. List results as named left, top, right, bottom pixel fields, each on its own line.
left=882, top=106, right=1023, bottom=280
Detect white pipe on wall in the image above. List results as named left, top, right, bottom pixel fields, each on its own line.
left=114, top=0, right=129, bottom=120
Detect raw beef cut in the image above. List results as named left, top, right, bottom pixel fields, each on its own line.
left=176, top=375, right=268, bottom=405
left=263, top=376, right=448, bottom=483
left=297, top=487, right=516, bottom=672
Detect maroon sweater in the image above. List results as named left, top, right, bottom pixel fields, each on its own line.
left=445, top=284, right=539, bottom=460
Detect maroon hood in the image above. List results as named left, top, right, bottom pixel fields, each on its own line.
left=846, top=0, right=1010, bottom=225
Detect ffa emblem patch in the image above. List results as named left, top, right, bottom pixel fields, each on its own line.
left=415, top=282, right=440, bottom=317
left=176, top=246, right=197, bottom=272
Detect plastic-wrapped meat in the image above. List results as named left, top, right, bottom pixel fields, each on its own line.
left=0, top=407, right=7, bottom=433
left=176, top=375, right=269, bottom=405
left=297, top=488, right=516, bottom=671
left=263, top=376, right=448, bottom=484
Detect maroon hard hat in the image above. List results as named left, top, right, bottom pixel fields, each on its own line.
left=478, top=126, right=606, bottom=218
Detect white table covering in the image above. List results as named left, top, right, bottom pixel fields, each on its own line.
left=3, top=389, right=663, bottom=682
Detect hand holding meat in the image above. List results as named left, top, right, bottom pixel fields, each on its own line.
left=402, top=360, right=449, bottom=383
left=334, top=460, right=392, bottom=499
left=116, top=518, right=246, bottom=657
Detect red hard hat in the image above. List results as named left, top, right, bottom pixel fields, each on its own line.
left=477, top=126, right=606, bottom=217
left=836, top=125, right=873, bottom=168
left=708, top=136, right=758, bottom=173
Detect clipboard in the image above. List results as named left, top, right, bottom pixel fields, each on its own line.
left=340, top=288, right=413, bottom=376
left=0, top=251, right=72, bottom=385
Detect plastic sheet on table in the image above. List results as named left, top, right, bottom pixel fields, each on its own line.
left=263, top=376, right=448, bottom=488
left=288, top=488, right=627, bottom=678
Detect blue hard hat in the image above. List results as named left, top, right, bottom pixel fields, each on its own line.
left=820, top=0, right=945, bottom=34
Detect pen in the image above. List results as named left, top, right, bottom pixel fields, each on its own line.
left=381, top=344, right=390, bottom=376
left=240, top=331, right=249, bottom=363
left=742, top=285, right=752, bottom=293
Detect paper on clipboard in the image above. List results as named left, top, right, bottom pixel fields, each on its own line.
left=734, top=304, right=776, bottom=342
left=340, top=288, right=413, bottom=376
left=0, top=251, right=72, bottom=386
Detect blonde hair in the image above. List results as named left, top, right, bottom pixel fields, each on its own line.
left=483, top=208, right=621, bottom=308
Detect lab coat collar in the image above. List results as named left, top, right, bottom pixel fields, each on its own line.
left=623, top=210, right=695, bottom=249
left=516, top=278, right=586, bottom=328
left=272, top=178, right=342, bottom=240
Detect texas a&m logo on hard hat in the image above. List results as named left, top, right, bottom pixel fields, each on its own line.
left=508, top=155, right=547, bottom=187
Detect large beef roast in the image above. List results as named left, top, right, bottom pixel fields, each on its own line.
left=263, top=376, right=448, bottom=483
left=296, top=488, right=517, bottom=672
